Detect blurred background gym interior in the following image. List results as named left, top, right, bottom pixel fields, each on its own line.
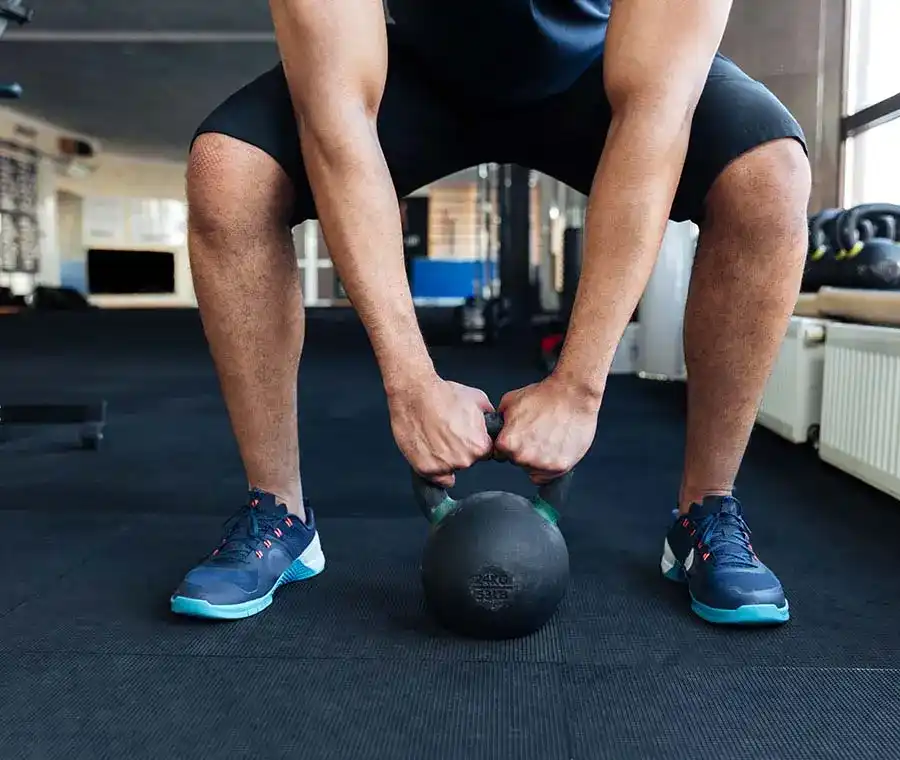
left=1, top=2, right=899, bottom=759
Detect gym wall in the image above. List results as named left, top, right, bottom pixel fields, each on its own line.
left=296, top=168, right=544, bottom=306
left=721, top=0, right=844, bottom=209
left=0, top=104, right=195, bottom=306
left=63, top=156, right=191, bottom=307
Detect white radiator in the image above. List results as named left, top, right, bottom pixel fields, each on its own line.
left=819, top=322, right=900, bottom=501
left=757, top=317, right=827, bottom=444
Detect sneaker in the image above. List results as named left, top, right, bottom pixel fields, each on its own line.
left=660, top=495, right=789, bottom=625
left=170, top=489, right=325, bottom=620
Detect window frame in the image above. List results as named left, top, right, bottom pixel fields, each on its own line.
left=840, top=0, right=900, bottom=207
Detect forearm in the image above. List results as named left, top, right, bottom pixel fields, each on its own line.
left=552, top=0, right=731, bottom=401
left=555, top=107, right=691, bottom=398
left=270, top=0, right=434, bottom=392
left=301, top=122, right=434, bottom=390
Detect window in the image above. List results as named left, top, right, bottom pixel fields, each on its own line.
left=844, top=0, right=900, bottom=114
left=841, top=1, right=900, bottom=207
left=843, top=118, right=900, bottom=206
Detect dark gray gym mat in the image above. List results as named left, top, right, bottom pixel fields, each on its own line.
left=1, top=310, right=899, bottom=759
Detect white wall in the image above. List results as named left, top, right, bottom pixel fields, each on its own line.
left=0, top=105, right=549, bottom=309
left=57, top=152, right=187, bottom=201
left=67, top=155, right=191, bottom=307
left=0, top=105, right=194, bottom=305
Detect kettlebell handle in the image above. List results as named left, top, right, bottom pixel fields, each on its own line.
left=484, top=410, right=504, bottom=441
left=835, top=203, right=900, bottom=258
left=808, top=208, right=842, bottom=261
left=411, top=411, right=574, bottom=526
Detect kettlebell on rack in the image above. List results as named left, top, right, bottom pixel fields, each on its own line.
left=804, top=208, right=842, bottom=291
left=834, top=203, right=900, bottom=290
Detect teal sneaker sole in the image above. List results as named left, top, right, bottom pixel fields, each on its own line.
left=661, top=540, right=789, bottom=626
left=171, top=536, right=325, bottom=621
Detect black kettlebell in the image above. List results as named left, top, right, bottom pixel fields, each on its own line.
left=835, top=203, right=900, bottom=290
left=804, top=208, right=843, bottom=291
left=412, top=412, right=572, bottom=640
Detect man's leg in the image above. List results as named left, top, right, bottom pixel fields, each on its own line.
left=657, top=136, right=810, bottom=625
left=188, top=135, right=305, bottom=516
left=680, top=140, right=810, bottom=510
left=171, top=67, right=323, bottom=620
left=171, top=46, right=492, bottom=620
left=512, top=52, right=810, bottom=625
left=660, top=58, right=810, bottom=625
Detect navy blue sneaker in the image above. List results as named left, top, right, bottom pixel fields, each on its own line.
left=171, top=490, right=325, bottom=620
left=660, top=495, right=789, bottom=625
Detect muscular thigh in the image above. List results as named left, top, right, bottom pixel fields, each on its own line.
left=510, top=53, right=808, bottom=225
left=192, top=32, right=490, bottom=227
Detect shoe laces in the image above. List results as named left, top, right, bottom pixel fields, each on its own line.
left=213, top=502, right=284, bottom=562
left=696, top=511, right=756, bottom=568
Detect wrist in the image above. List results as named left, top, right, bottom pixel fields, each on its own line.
left=382, top=355, right=438, bottom=398
left=549, top=363, right=606, bottom=411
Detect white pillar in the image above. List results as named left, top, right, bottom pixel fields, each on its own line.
left=35, top=156, right=59, bottom=287
left=302, top=221, right=319, bottom=304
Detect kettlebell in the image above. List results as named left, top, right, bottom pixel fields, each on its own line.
left=412, top=412, right=572, bottom=640
left=804, top=208, right=843, bottom=292
left=873, top=215, right=897, bottom=243
left=835, top=203, right=900, bottom=290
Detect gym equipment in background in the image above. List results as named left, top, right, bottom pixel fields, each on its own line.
left=0, top=0, right=33, bottom=277
left=0, top=1, right=108, bottom=452
left=28, top=285, right=92, bottom=310
left=453, top=293, right=512, bottom=345
left=0, top=402, right=106, bottom=449
left=0, top=1, right=29, bottom=100
left=636, top=220, right=697, bottom=381
left=559, top=227, right=582, bottom=323
left=873, top=215, right=897, bottom=243
left=412, top=412, right=571, bottom=640
left=804, top=208, right=843, bottom=292
left=400, top=196, right=429, bottom=283
left=535, top=226, right=582, bottom=372
left=833, top=203, right=900, bottom=290
left=454, top=295, right=488, bottom=343
left=451, top=163, right=514, bottom=345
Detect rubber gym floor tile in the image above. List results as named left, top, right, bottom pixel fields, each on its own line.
left=0, top=515, right=264, bottom=658
left=0, top=515, right=565, bottom=664
left=559, top=576, right=900, bottom=669
left=557, top=540, right=900, bottom=669
left=0, top=510, right=128, bottom=616
left=207, top=515, right=564, bottom=663
left=0, top=653, right=570, bottom=760
left=561, top=664, right=900, bottom=760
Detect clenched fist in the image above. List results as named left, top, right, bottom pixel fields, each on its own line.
left=388, top=375, right=494, bottom=488
left=495, top=375, right=601, bottom=484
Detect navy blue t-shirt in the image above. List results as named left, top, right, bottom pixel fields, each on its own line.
left=387, top=0, right=612, bottom=102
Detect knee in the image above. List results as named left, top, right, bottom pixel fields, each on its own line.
left=705, top=139, right=811, bottom=250
left=186, top=133, right=294, bottom=244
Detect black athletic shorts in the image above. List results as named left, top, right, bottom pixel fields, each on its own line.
left=193, top=35, right=807, bottom=228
